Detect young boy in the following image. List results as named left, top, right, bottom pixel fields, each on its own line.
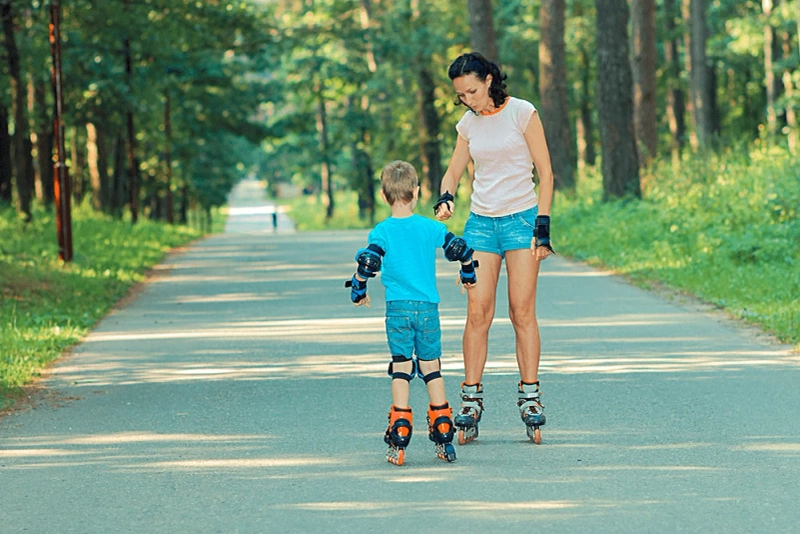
left=345, top=160, right=478, bottom=466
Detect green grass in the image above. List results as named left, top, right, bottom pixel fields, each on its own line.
left=285, top=143, right=799, bottom=349
left=556, top=143, right=799, bottom=348
left=0, top=202, right=215, bottom=410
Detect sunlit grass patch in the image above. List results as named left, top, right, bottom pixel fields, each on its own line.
left=1, top=203, right=212, bottom=410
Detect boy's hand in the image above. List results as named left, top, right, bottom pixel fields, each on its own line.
left=456, top=259, right=478, bottom=293
left=345, top=275, right=370, bottom=306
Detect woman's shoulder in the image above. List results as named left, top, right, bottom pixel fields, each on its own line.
left=508, top=96, right=536, bottom=112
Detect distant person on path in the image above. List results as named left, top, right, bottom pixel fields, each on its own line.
left=345, top=160, right=478, bottom=466
left=434, top=52, right=555, bottom=445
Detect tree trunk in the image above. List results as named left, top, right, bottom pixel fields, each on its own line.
left=179, top=183, right=188, bottom=224
left=664, top=0, right=687, bottom=155
left=70, top=126, right=86, bottom=204
left=124, top=37, right=139, bottom=223
left=595, top=0, right=641, bottom=199
left=690, top=0, right=714, bottom=146
left=539, top=0, right=575, bottom=189
left=781, top=28, right=797, bottom=153
left=111, top=133, right=127, bottom=218
left=418, top=66, right=442, bottom=197
left=467, top=0, right=498, bottom=62
left=764, top=0, right=778, bottom=135
left=34, top=79, right=54, bottom=206
left=316, top=82, right=334, bottom=220
left=356, top=2, right=376, bottom=223
left=0, top=102, right=12, bottom=205
left=577, top=43, right=596, bottom=167
left=2, top=1, right=33, bottom=220
left=631, top=0, right=658, bottom=162
left=164, top=89, right=174, bottom=223
left=86, top=122, right=108, bottom=210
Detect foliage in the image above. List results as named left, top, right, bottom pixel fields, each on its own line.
left=556, top=142, right=800, bottom=348
left=0, top=202, right=205, bottom=409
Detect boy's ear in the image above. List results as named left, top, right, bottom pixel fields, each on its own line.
left=380, top=190, right=388, bottom=203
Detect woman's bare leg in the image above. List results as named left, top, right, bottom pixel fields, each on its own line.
left=504, top=249, right=542, bottom=383
left=462, top=251, right=502, bottom=385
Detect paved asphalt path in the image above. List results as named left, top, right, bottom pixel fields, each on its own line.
left=2, top=179, right=799, bottom=533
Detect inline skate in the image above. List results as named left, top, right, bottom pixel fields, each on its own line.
left=517, top=381, right=545, bottom=444
left=384, top=405, right=413, bottom=465
left=453, top=383, right=484, bottom=445
left=427, top=403, right=457, bottom=462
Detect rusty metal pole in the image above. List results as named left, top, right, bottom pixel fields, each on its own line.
left=49, top=0, right=72, bottom=262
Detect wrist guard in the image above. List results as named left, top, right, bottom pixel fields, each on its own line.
left=433, top=191, right=455, bottom=215
left=534, top=215, right=555, bottom=254
left=345, top=275, right=368, bottom=303
left=459, top=259, right=479, bottom=285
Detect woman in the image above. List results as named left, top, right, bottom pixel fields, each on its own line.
left=435, top=52, right=555, bottom=445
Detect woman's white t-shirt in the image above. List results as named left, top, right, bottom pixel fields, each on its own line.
left=455, top=96, right=538, bottom=217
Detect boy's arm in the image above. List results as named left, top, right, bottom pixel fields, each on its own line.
left=442, top=232, right=478, bottom=288
left=344, top=243, right=385, bottom=306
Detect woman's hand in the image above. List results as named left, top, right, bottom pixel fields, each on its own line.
left=434, top=192, right=455, bottom=221
left=531, top=241, right=553, bottom=261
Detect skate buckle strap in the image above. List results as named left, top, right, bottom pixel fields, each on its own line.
left=459, top=384, right=484, bottom=416
left=518, top=381, right=543, bottom=413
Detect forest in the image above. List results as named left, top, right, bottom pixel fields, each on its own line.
left=0, top=0, right=798, bottom=224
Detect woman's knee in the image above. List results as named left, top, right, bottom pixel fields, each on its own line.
left=466, top=306, right=495, bottom=331
left=508, top=301, right=536, bottom=327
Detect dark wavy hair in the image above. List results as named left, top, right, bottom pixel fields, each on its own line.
left=448, top=52, right=509, bottom=110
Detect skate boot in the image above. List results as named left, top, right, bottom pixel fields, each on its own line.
left=453, top=383, right=484, bottom=445
left=384, top=405, right=413, bottom=465
left=517, top=381, right=546, bottom=444
left=427, top=403, right=457, bottom=462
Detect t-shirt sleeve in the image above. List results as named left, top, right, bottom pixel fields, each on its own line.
left=368, top=226, right=388, bottom=253
left=455, top=112, right=470, bottom=140
left=516, top=99, right=536, bottom=132
left=433, top=220, right=449, bottom=248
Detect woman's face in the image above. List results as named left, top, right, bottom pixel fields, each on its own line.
left=453, top=73, right=493, bottom=113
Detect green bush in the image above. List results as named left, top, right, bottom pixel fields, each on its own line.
left=557, top=143, right=799, bottom=348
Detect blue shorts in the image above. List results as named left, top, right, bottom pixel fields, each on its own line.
left=463, top=206, right=539, bottom=258
left=385, top=301, right=441, bottom=361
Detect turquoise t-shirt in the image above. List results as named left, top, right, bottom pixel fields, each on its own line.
left=368, top=214, right=449, bottom=303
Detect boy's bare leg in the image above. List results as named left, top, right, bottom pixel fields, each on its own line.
left=391, top=360, right=413, bottom=408
left=418, top=359, right=446, bottom=406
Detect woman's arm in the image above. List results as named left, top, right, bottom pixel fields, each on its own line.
left=436, top=135, right=471, bottom=220
left=523, top=111, right=553, bottom=217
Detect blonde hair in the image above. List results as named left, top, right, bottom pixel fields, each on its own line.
left=380, top=160, right=419, bottom=206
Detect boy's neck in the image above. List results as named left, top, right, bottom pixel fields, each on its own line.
left=390, top=201, right=415, bottom=218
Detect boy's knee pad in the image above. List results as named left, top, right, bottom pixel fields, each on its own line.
left=421, top=358, right=442, bottom=383
left=388, top=355, right=415, bottom=382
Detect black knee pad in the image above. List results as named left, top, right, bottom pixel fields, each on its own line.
left=388, top=355, right=415, bottom=381
left=421, top=358, right=442, bottom=383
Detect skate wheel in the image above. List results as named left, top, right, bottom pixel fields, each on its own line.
left=531, top=428, right=542, bottom=445
left=387, top=447, right=405, bottom=466
left=444, top=443, right=457, bottom=462
left=457, top=425, right=478, bottom=445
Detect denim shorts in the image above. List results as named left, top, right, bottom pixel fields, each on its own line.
left=385, top=301, right=441, bottom=361
left=464, top=206, right=539, bottom=258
